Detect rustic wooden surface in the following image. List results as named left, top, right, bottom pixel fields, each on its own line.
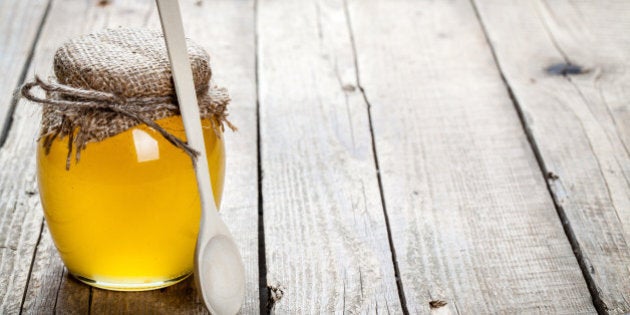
left=1, top=0, right=629, bottom=314
left=348, top=0, right=594, bottom=313
left=258, top=0, right=402, bottom=312
left=473, top=1, right=630, bottom=313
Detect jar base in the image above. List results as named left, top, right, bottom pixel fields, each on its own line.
left=71, top=272, right=191, bottom=291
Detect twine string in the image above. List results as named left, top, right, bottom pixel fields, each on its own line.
left=22, top=76, right=200, bottom=170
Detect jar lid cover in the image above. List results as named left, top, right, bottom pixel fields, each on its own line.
left=54, top=28, right=211, bottom=98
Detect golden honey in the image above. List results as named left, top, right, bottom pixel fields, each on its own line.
left=37, top=116, right=224, bottom=290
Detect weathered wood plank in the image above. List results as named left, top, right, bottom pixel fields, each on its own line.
left=0, top=1, right=60, bottom=313
left=258, top=0, right=402, bottom=312
left=473, top=1, right=630, bottom=313
left=1, top=0, right=259, bottom=314
left=346, top=0, right=596, bottom=313
left=0, top=0, right=49, bottom=141
left=20, top=226, right=89, bottom=314
left=0, top=138, right=44, bottom=315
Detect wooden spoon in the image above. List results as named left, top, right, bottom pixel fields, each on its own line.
left=156, top=1, right=245, bottom=314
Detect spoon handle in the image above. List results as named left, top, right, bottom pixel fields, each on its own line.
left=155, top=0, right=217, bottom=226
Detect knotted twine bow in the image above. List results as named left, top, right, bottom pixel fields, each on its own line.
left=22, top=76, right=234, bottom=170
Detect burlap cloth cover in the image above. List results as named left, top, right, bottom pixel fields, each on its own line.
left=21, top=28, right=234, bottom=169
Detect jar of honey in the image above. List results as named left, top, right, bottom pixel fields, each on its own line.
left=22, top=29, right=233, bottom=291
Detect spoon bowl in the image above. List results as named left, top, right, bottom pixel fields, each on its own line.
left=196, top=234, right=246, bottom=315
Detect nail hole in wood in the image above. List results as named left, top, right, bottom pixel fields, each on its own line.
left=342, top=84, right=356, bottom=92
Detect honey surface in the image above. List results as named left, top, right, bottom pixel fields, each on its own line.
left=37, top=116, right=224, bottom=288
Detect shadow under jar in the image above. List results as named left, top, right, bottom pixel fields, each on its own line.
left=25, top=28, right=233, bottom=291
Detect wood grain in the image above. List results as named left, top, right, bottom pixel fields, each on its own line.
left=0, top=0, right=259, bottom=314
left=0, top=0, right=49, bottom=141
left=258, top=0, right=403, bottom=312
left=473, top=0, right=630, bottom=313
left=0, top=1, right=67, bottom=313
left=346, top=0, right=596, bottom=313
left=0, top=119, right=45, bottom=315
left=20, top=226, right=89, bottom=314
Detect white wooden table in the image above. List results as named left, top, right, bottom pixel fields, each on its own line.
left=1, top=0, right=629, bottom=314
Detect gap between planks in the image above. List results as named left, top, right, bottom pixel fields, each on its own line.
left=253, top=0, right=270, bottom=312
left=342, top=0, right=409, bottom=312
left=348, top=0, right=595, bottom=312
left=0, top=0, right=52, bottom=148
left=468, top=0, right=604, bottom=311
left=257, top=0, right=404, bottom=312
left=473, top=0, right=630, bottom=314
left=18, top=221, right=45, bottom=315
left=4, top=0, right=53, bottom=313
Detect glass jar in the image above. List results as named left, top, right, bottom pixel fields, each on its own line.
left=37, top=115, right=225, bottom=291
